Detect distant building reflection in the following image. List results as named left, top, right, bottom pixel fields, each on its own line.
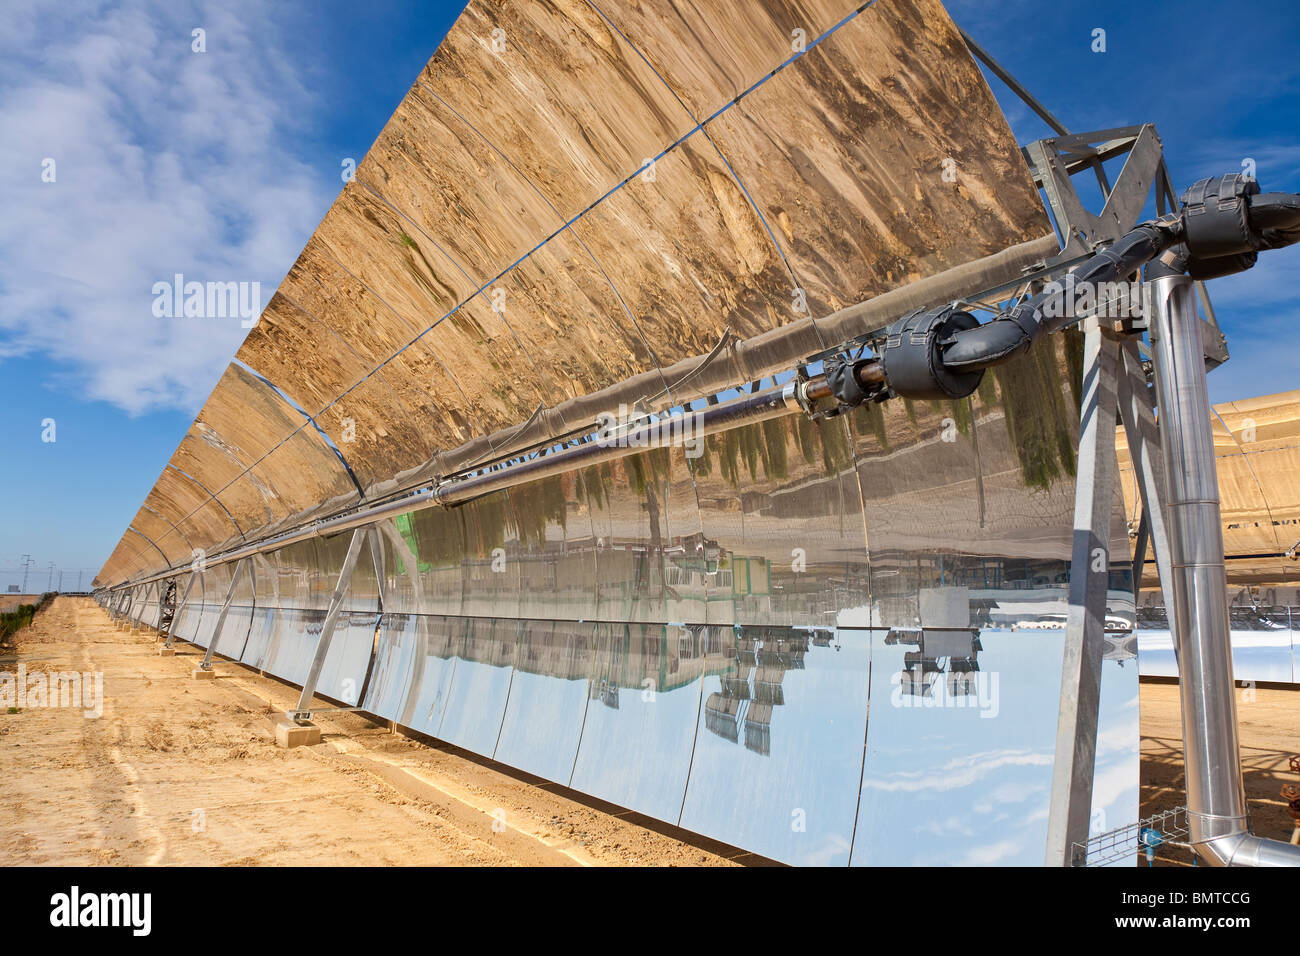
left=885, top=627, right=982, bottom=700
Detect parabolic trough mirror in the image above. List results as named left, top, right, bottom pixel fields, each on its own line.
left=96, top=0, right=1140, bottom=865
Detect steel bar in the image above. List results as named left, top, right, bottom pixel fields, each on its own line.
left=1096, top=125, right=1162, bottom=238
left=1131, top=510, right=1151, bottom=602
left=198, top=558, right=247, bottom=671
left=129, top=581, right=149, bottom=630
left=957, top=26, right=1070, bottom=136
left=153, top=578, right=168, bottom=634
left=1026, top=139, right=1102, bottom=256
left=292, top=527, right=367, bottom=721
left=1117, top=338, right=1176, bottom=614
left=353, top=528, right=386, bottom=712
left=367, top=526, right=385, bottom=612
left=1045, top=323, right=1122, bottom=866
left=137, top=580, right=158, bottom=630
left=165, top=568, right=200, bottom=649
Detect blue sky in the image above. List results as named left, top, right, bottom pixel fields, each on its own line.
left=1, top=0, right=1298, bottom=583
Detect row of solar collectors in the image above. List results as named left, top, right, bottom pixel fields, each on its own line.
left=108, top=368, right=1136, bottom=865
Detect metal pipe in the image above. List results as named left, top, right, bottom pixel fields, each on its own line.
left=1146, top=273, right=1300, bottom=866
left=109, top=381, right=805, bottom=591
left=432, top=381, right=802, bottom=506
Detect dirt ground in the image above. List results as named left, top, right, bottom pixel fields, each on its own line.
left=0, top=597, right=739, bottom=866
left=1139, top=679, right=1299, bottom=865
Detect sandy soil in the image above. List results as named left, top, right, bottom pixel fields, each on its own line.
left=0, top=597, right=738, bottom=866
left=1140, top=680, right=1300, bottom=865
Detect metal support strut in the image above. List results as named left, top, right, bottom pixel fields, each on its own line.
left=1044, top=323, right=1121, bottom=866
left=164, top=569, right=200, bottom=649
left=289, top=527, right=368, bottom=723
left=197, top=559, right=249, bottom=672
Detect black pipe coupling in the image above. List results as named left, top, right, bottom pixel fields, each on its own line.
left=1179, top=174, right=1260, bottom=278
left=1182, top=174, right=1259, bottom=257
left=880, top=305, right=985, bottom=400
left=824, top=357, right=874, bottom=408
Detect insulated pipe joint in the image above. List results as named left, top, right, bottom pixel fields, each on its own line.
left=1182, top=174, right=1260, bottom=258
left=933, top=176, right=1300, bottom=376
left=1180, top=174, right=1263, bottom=278
left=879, top=305, right=985, bottom=400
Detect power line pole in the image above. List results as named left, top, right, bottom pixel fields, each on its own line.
left=46, top=562, right=55, bottom=592
left=19, top=555, right=32, bottom=592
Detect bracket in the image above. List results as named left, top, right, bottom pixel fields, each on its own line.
left=287, top=526, right=380, bottom=726
left=164, top=565, right=202, bottom=650
left=194, top=557, right=250, bottom=676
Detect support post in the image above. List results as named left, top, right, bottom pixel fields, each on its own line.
left=1116, top=339, right=1177, bottom=615
left=1045, top=323, right=1122, bottom=866
left=354, top=527, right=387, bottom=709
left=280, top=527, right=367, bottom=746
left=165, top=569, right=200, bottom=650
left=116, top=589, right=133, bottom=628
left=153, top=578, right=170, bottom=636
left=131, top=581, right=153, bottom=631
left=194, top=559, right=248, bottom=678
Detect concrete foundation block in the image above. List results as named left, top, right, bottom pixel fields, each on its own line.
left=191, top=667, right=216, bottom=680
left=275, top=720, right=321, bottom=749
left=158, top=647, right=176, bottom=656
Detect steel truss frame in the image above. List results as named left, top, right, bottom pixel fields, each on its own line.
left=971, top=45, right=1295, bottom=866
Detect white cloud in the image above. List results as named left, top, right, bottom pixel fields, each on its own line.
left=862, top=746, right=1054, bottom=793
left=1183, top=139, right=1300, bottom=186
left=953, top=837, right=1024, bottom=866
left=0, top=0, right=331, bottom=415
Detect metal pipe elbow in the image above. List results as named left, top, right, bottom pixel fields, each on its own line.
left=1193, top=828, right=1300, bottom=867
